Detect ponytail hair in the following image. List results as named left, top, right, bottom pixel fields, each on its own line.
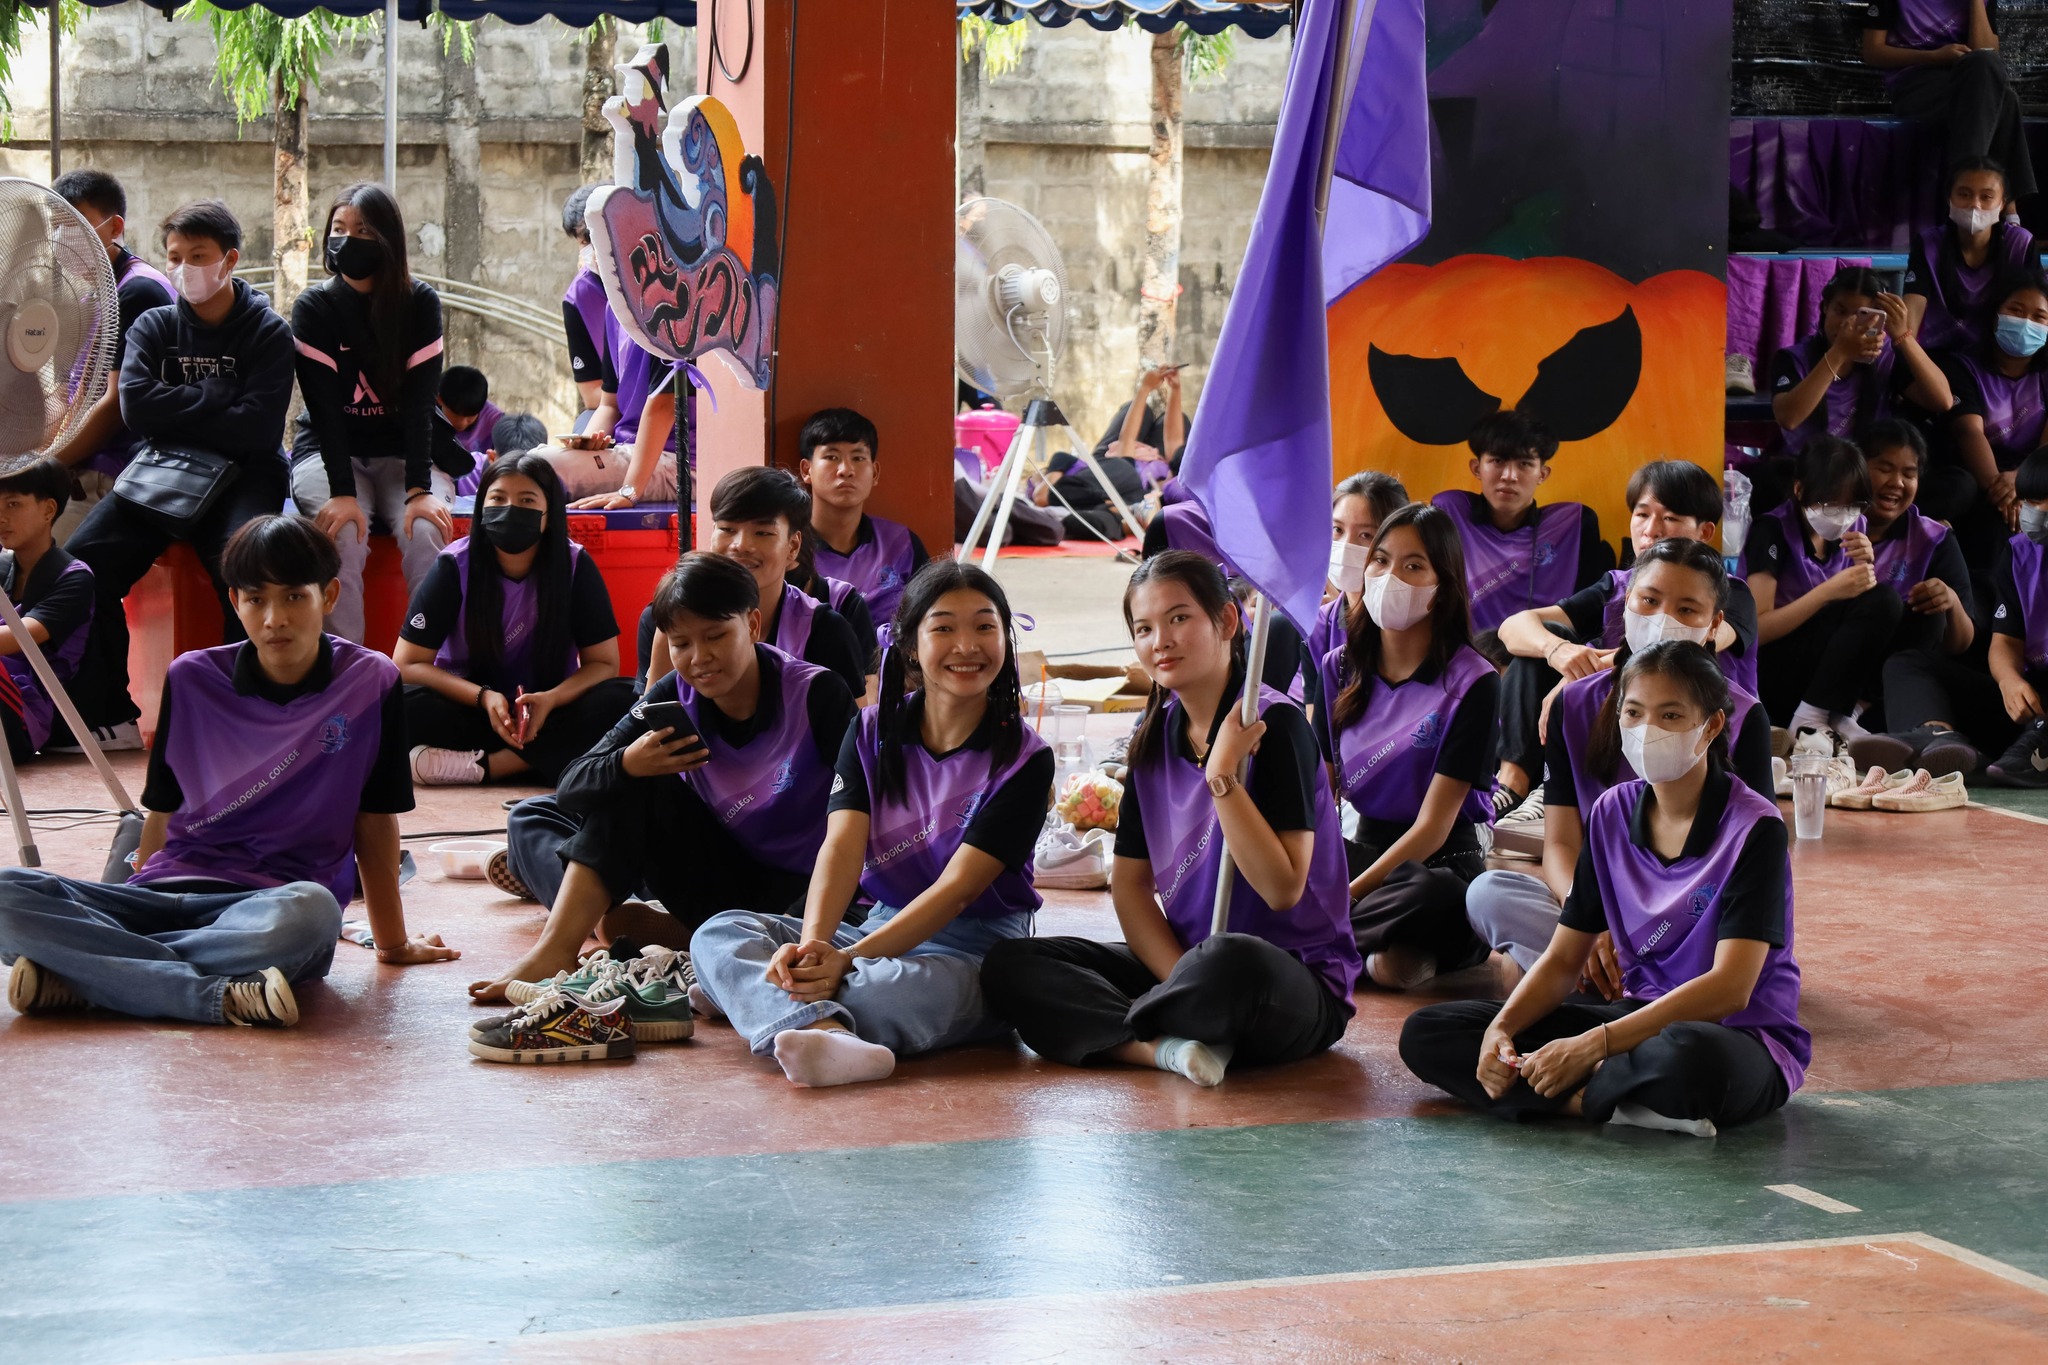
left=1586, top=639, right=1734, bottom=785
left=876, top=558, right=1024, bottom=800
left=1122, top=550, right=1243, bottom=769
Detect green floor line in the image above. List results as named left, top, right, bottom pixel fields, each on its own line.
left=5, top=1080, right=2047, bottom=1364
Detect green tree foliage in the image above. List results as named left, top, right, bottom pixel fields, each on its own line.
left=959, top=14, right=1028, bottom=77
left=0, top=0, right=83, bottom=121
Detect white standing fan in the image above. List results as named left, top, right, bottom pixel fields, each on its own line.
left=0, top=177, right=142, bottom=870
left=954, top=197, right=1146, bottom=567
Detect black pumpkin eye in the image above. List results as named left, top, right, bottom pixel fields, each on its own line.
left=1515, top=306, right=1642, bottom=442
left=1366, top=346, right=1502, bottom=446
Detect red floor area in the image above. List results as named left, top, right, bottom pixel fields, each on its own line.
left=4, top=753, right=2046, bottom=1204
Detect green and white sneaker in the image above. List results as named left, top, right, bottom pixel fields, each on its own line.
left=474, top=948, right=693, bottom=1043
left=505, top=948, right=618, bottom=1007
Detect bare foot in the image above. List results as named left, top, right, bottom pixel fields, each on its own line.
left=466, top=941, right=584, bottom=1003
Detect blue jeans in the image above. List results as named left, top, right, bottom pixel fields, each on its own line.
left=690, top=905, right=1031, bottom=1058
left=0, top=871, right=342, bottom=1024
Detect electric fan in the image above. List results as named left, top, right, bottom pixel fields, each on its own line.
left=954, top=197, right=1145, bottom=566
left=0, top=177, right=140, bottom=870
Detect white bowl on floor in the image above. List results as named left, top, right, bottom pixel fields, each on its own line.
left=429, top=838, right=505, bottom=880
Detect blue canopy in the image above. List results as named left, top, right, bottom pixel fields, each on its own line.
left=959, top=1, right=1292, bottom=37
left=64, top=0, right=697, bottom=23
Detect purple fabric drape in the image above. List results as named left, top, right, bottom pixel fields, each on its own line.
left=1726, top=254, right=1875, bottom=375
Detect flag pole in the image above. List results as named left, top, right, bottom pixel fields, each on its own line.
left=1208, top=0, right=1365, bottom=937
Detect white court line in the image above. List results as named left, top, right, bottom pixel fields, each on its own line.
left=1767, top=1182, right=1862, bottom=1214
left=175, top=1230, right=2048, bottom=1364
left=1967, top=799, right=2048, bottom=828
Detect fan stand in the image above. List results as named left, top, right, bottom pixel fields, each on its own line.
left=0, top=588, right=138, bottom=869
left=957, top=397, right=1149, bottom=571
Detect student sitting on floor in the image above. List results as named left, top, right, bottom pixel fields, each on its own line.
left=0, top=460, right=97, bottom=763
left=688, top=559, right=1054, bottom=1089
left=1468, top=540, right=1776, bottom=987
left=800, top=408, right=929, bottom=628
left=1325, top=503, right=1499, bottom=993
left=1932, top=270, right=2048, bottom=568
left=397, top=453, right=635, bottom=787
left=1492, top=460, right=1756, bottom=817
left=1748, top=436, right=1904, bottom=753
left=1310, top=470, right=1409, bottom=667
left=1863, top=447, right=2048, bottom=785
left=1905, top=157, right=2035, bottom=353
left=1768, top=266, right=1951, bottom=456
left=980, top=551, right=1358, bottom=1087
left=0, top=515, right=458, bottom=1027
left=641, top=467, right=868, bottom=699
left=1860, top=420, right=1977, bottom=666
left=472, top=554, right=856, bottom=1006
left=1401, top=641, right=1806, bottom=1137
left=1429, top=410, right=1613, bottom=638
left=1142, top=495, right=1314, bottom=698
left=436, top=365, right=503, bottom=499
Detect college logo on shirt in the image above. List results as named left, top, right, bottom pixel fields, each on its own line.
left=957, top=790, right=989, bottom=828
left=318, top=713, right=352, bottom=754
left=879, top=567, right=904, bottom=590
left=771, top=759, right=797, bottom=794
left=1688, top=882, right=1719, bottom=920
left=831, top=773, right=845, bottom=794
left=1410, top=711, right=1442, bottom=747
left=410, top=612, right=427, bottom=630
left=1995, top=603, right=2008, bottom=620
left=1534, top=541, right=1558, bottom=568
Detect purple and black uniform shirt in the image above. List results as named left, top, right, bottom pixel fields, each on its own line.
left=814, top=514, right=929, bottom=631
left=0, top=547, right=95, bottom=752
left=1430, top=490, right=1605, bottom=635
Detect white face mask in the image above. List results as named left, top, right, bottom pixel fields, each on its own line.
left=1328, top=540, right=1370, bottom=595
left=1802, top=503, right=1860, bottom=542
left=1950, top=203, right=1999, bottom=236
left=1620, top=719, right=1709, bottom=784
left=1359, top=569, right=1436, bottom=632
left=168, top=259, right=231, bottom=306
left=1622, top=606, right=1712, bottom=654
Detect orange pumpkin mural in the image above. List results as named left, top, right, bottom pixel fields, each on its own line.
left=1328, top=255, right=1727, bottom=552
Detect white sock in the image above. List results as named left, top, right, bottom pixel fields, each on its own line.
left=772, top=1027, right=896, bottom=1088
left=1608, top=1101, right=1718, bottom=1139
left=1790, top=702, right=1830, bottom=736
left=686, top=983, right=723, bottom=1018
left=1153, top=1037, right=1233, bottom=1087
left=1832, top=711, right=1872, bottom=745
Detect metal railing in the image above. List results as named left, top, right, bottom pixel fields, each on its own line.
left=238, top=267, right=570, bottom=352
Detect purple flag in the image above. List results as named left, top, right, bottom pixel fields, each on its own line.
left=1179, top=0, right=1431, bottom=632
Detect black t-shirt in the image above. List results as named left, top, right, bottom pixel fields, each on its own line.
left=4, top=547, right=94, bottom=664
left=399, top=549, right=618, bottom=691
left=1558, top=572, right=1762, bottom=664
left=1115, top=680, right=1322, bottom=861
left=563, top=300, right=604, bottom=383
left=1322, top=661, right=1497, bottom=854
left=828, top=702, right=1056, bottom=872
left=1559, top=770, right=1788, bottom=947
left=1743, top=510, right=1821, bottom=591
left=1046, top=451, right=1145, bottom=511
left=782, top=598, right=866, bottom=698
left=802, top=573, right=878, bottom=673
left=1994, top=553, right=2031, bottom=638
left=142, top=638, right=413, bottom=816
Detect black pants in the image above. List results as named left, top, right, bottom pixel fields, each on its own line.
left=1917, top=465, right=2011, bottom=577
left=980, top=932, right=1349, bottom=1068
left=1884, top=648, right=2039, bottom=758
left=1497, top=622, right=1580, bottom=779
left=65, top=455, right=291, bottom=728
left=1347, top=839, right=1488, bottom=971
left=1757, top=586, right=1904, bottom=723
left=1892, top=50, right=2037, bottom=199
left=1060, top=505, right=1125, bottom=542
left=402, top=677, right=636, bottom=785
left=508, top=782, right=812, bottom=937
left=1399, top=998, right=1790, bottom=1129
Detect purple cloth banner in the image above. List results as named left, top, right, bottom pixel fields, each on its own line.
left=1178, top=0, right=1430, bottom=633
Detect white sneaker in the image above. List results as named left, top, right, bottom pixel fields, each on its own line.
left=1872, top=769, right=1967, bottom=812
left=1491, top=788, right=1545, bottom=860
left=1725, top=353, right=1756, bottom=395
left=1772, top=756, right=1792, bottom=799
left=1034, top=823, right=1113, bottom=890
left=410, top=745, right=485, bottom=786
left=45, top=720, right=143, bottom=753
left=1792, top=726, right=1843, bottom=759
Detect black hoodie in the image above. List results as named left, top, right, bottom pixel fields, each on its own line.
left=118, top=278, right=296, bottom=467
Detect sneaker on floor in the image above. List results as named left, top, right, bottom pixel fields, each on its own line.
left=1488, top=784, right=1528, bottom=823
left=1491, top=788, right=1546, bottom=860
left=505, top=948, right=618, bottom=1007
left=485, top=849, right=534, bottom=901
left=44, top=720, right=144, bottom=754
left=1725, top=353, right=1756, bottom=396
left=1829, top=765, right=1914, bottom=811
left=1873, top=769, right=1967, bottom=812
left=1847, top=726, right=1938, bottom=775
left=1985, top=718, right=2048, bottom=788
left=221, top=967, right=298, bottom=1027
left=1771, top=755, right=1792, bottom=799
left=1792, top=725, right=1844, bottom=759
left=468, top=988, right=636, bottom=1063
left=479, top=951, right=694, bottom=1043
left=1034, top=824, right=1113, bottom=890
left=1365, top=949, right=1437, bottom=992
left=410, top=745, right=486, bottom=787
left=1770, top=725, right=1793, bottom=760
left=1918, top=730, right=1984, bottom=779
left=8, top=957, right=84, bottom=1015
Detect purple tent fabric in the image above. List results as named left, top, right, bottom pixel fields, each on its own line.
left=1726, top=254, right=1874, bottom=376
left=1179, top=0, right=1429, bottom=634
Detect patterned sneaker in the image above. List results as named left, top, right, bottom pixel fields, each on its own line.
left=477, top=948, right=694, bottom=1043
left=8, top=958, right=85, bottom=1015
left=468, top=988, right=636, bottom=1063
left=410, top=745, right=486, bottom=787
left=486, top=849, right=535, bottom=901
left=221, top=967, right=299, bottom=1027
left=1985, top=718, right=2048, bottom=789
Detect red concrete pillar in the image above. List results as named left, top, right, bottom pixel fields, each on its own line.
left=692, top=0, right=956, bottom=555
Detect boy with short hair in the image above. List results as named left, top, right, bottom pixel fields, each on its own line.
left=800, top=408, right=929, bottom=627
left=435, top=365, right=504, bottom=497
left=1429, top=410, right=1612, bottom=637
left=45, top=168, right=176, bottom=539
left=0, top=514, right=458, bottom=1027
left=0, top=459, right=97, bottom=762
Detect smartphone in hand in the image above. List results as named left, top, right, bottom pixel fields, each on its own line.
left=635, top=699, right=702, bottom=751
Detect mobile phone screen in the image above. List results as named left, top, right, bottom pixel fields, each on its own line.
left=635, top=700, right=701, bottom=748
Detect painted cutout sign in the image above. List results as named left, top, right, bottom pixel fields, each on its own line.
left=586, top=43, right=781, bottom=390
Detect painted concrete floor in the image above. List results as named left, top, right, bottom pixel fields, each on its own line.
left=3, top=750, right=2046, bottom=1363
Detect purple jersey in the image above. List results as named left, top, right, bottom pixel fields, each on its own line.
left=1774, top=335, right=1898, bottom=454
left=770, top=580, right=820, bottom=658
left=1431, top=492, right=1588, bottom=634
left=1555, top=669, right=1767, bottom=812
left=132, top=638, right=396, bottom=905
left=2010, top=534, right=2048, bottom=670
left=1585, top=778, right=1809, bottom=1092
left=1912, top=222, right=2036, bottom=353
left=851, top=700, right=1049, bottom=920
left=1872, top=505, right=1949, bottom=593
left=1745, top=502, right=1865, bottom=602
left=1307, top=595, right=1348, bottom=668
left=1952, top=351, right=2048, bottom=470
left=674, top=646, right=833, bottom=874
left=815, top=515, right=919, bottom=628
left=450, top=398, right=505, bottom=498
left=0, top=556, right=94, bottom=751
left=1130, top=685, right=1360, bottom=1004
left=1319, top=643, right=1496, bottom=827
left=430, top=537, right=585, bottom=690
left=1876, top=0, right=1970, bottom=89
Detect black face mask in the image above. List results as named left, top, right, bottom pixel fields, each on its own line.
left=325, top=234, right=386, bottom=281
left=482, top=505, right=545, bottom=555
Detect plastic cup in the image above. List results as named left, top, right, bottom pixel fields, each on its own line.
left=1789, top=754, right=1829, bottom=841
